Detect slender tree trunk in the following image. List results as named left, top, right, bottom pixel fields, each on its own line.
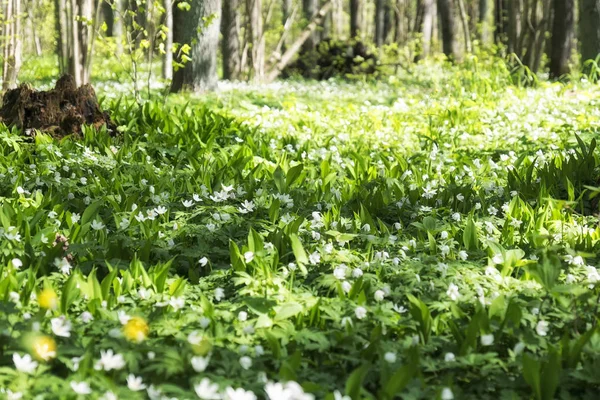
left=394, top=0, right=406, bottom=44
left=507, top=0, right=522, bottom=54
left=420, top=0, right=434, bottom=58
left=549, top=0, right=574, bottom=78
left=579, top=0, right=600, bottom=65
left=69, top=0, right=82, bottom=84
left=246, top=0, right=265, bottom=80
left=383, top=1, right=393, bottom=43
left=222, top=0, right=240, bottom=79
left=375, top=0, right=385, bottom=46
left=302, top=0, right=319, bottom=52
left=55, top=0, right=68, bottom=74
left=438, top=0, right=457, bottom=58
left=2, top=0, right=22, bottom=89
left=162, top=0, right=173, bottom=79
left=495, top=0, right=508, bottom=47
left=282, top=0, right=293, bottom=50
left=479, top=0, right=492, bottom=46
left=332, top=0, right=343, bottom=37
left=146, top=0, right=155, bottom=64
left=113, top=0, right=124, bottom=55
left=102, top=1, right=114, bottom=35
left=456, top=0, right=472, bottom=53
left=350, top=0, right=363, bottom=38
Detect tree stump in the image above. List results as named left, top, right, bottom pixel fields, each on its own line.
left=0, top=74, right=115, bottom=138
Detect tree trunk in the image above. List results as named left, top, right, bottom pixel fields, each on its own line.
left=302, top=0, right=319, bottom=52
left=113, top=0, right=124, bottom=55
left=282, top=0, right=293, bottom=51
left=350, top=0, right=363, bottom=38
left=162, top=0, right=173, bottom=79
left=2, top=0, right=22, bottom=90
left=420, top=0, right=434, bottom=58
left=438, top=0, right=457, bottom=58
left=495, top=0, right=508, bottom=47
left=394, top=0, right=406, bottom=44
left=456, top=0, right=472, bottom=53
left=549, top=0, right=574, bottom=78
left=267, top=0, right=332, bottom=81
left=171, top=0, right=222, bottom=92
left=55, top=0, right=68, bottom=74
left=507, top=0, right=522, bottom=54
left=102, top=0, right=114, bottom=36
left=222, top=0, right=240, bottom=79
left=579, top=0, right=600, bottom=64
left=246, top=0, right=265, bottom=80
left=332, top=0, right=343, bottom=37
left=375, top=0, right=385, bottom=46
left=479, top=0, right=492, bottom=46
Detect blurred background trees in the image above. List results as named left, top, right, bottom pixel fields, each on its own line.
left=0, top=0, right=596, bottom=93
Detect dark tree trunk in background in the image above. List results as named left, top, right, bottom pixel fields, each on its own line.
left=171, top=0, right=222, bottom=92
left=507, top=0, right=521, bottom=54
left=420, top=0, right=434, bottom=58
left=350, top=0, right=363, bottom=38
left=375, top=0, right=385, bottom=46
left=479, top=0, right=492, bottom=46
left=302, top=0, right=318, bottom=52
left=549, top=0, right=574, bottom=78
left=579, top=0, right=600, bottom=65
left=495, top=0, right=508, bottom=48
left=222, top=0, right=240, bottom=79
left=102, top=1, right=114, bottom=36
left=162, top=0, right=173, bottom=79
left=383, top=2, right=393, bottom=43
left=437, top=0, right=456, bottom=58
left=282, top=0, right=293, bottom=51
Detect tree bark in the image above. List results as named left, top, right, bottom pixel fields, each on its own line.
left=507, top=0, right=521, bottom=54
left=479, top=0, right=492, bottom=46
left=495, top=0, right=508, bottom=47
left=302, top=0, right=319, bottom=52
left=549, top=0, right=574, bottom=78
left=267, top=0, right=332, bottom=81
left=579, top=0, right=600, bottom=64
left=171, top=0, right=222, bottom=92
left=282, top=0, right=293, bottom=51
left=246, top=0, right=265, bottom=80
left=162, top=0, right=173, bottom=79
left=456, top=0, right=472, bottom=53
left=438, top=0, right=457, bottom=58
left=2, top=0, right=22, bottom=90
left=420, top=0, right=434, bottom=58
left=113, top=0, right=124, bottom=55
left=375, top=0, right=385, bottom=46
left=222, top=0, right=240, bottom=79
left=350, top=0, right=363, bottom=38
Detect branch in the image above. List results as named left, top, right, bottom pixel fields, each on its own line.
left=265, top=0, right=333, bottom=83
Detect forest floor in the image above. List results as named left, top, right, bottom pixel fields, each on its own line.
left=1, top=60, right=600, bottom=399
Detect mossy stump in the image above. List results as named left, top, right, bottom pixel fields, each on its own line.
left=0, top=74, right=114, bottom=138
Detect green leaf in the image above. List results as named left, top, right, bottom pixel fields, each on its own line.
left=229, top=240, right=246, bottom=271
left=345, top=363, right=370, bottom=399
left=522, top=354, right=541, bottom=400
left=463, top=217, right=478, bottom=250
left=274, top=302, right=303, bottom=321
left=60, top=273, right=79, bottom=314
left=289, top=234, right=309, bottom=266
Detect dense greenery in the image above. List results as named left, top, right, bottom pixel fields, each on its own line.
left=1, top=59, right=600, bottom=399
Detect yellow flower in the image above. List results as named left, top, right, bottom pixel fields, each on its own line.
left=38, top=288, right=58, bottom=310
left=123, top=316, right=149, bottom=343
left=32, top=335, right=57, bottom=361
